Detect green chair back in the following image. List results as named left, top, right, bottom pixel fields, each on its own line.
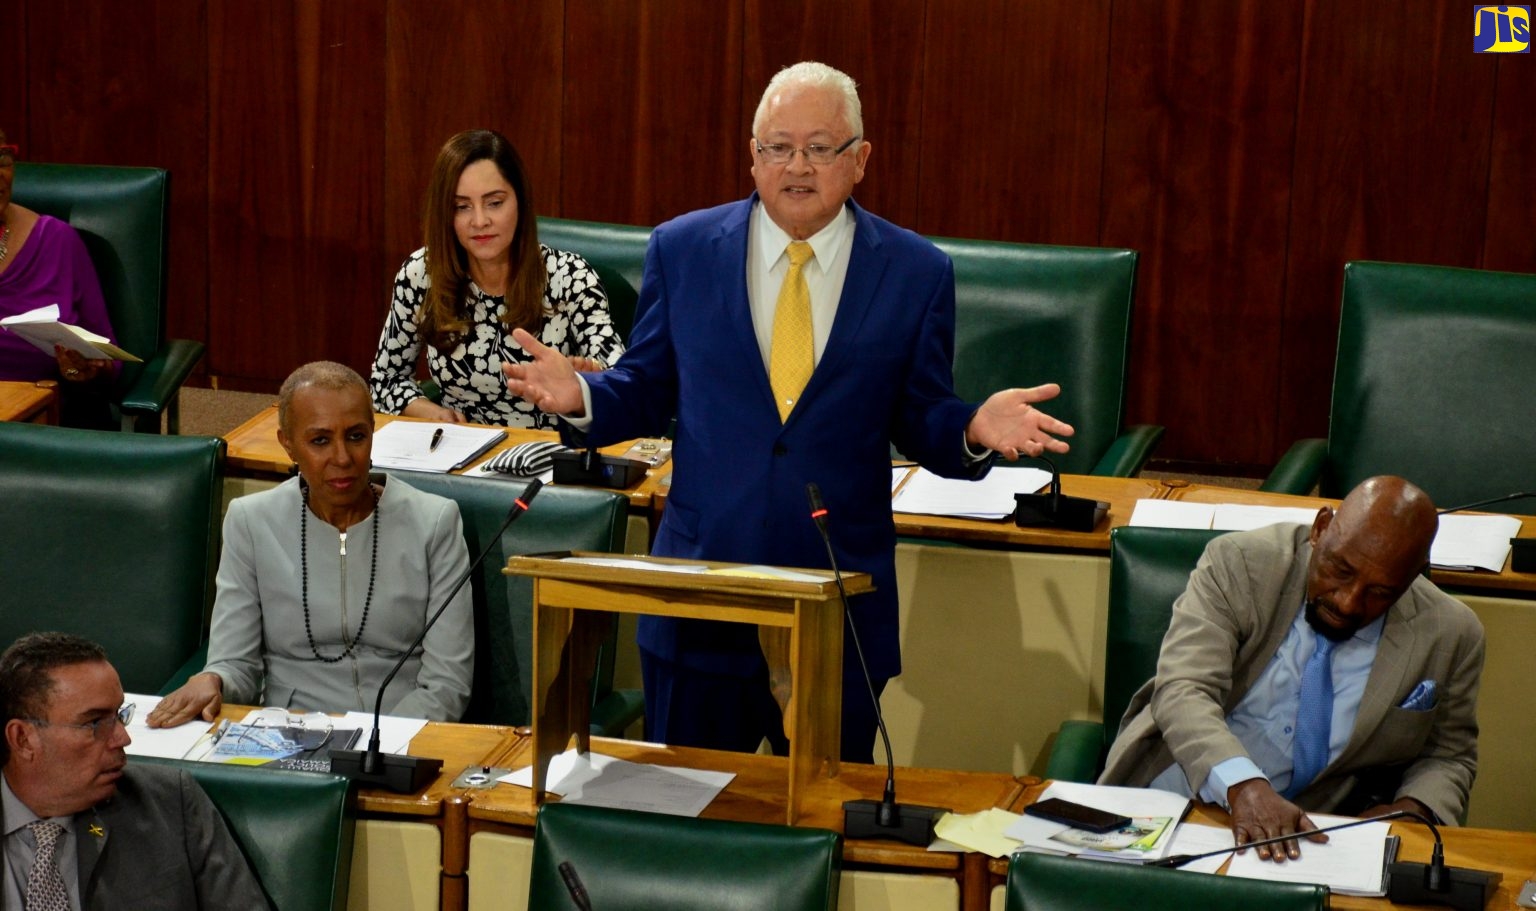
left=12, top=163, right=205, bottom=433
left=529, top=802, right=842, bottom=911
left=929, top=238, right=1161, bottom=476
left=1328, top=261, right=1536, bottom=512
left=537, top=216, right=653, bottom=342
left=138, top=757, right=354, bottom=911
left=1263, top=261, right=1536, bottom=512
left=386, top=475, right=629, bottom=727
left=0, top=422, right=223, bottom=693
left=1045, top=526, right=1221, bottom=781
left=1005, top=852, right=1327, bottom=911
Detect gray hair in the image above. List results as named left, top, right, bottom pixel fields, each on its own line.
left=752, top=61, right=863, bottom=139
left=277, top=360, right=370, bottom=436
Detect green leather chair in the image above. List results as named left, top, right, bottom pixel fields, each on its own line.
left=0, top=422, right=223, bottom=694
left=138, top=757, right=354, bottom=911
left=1045, top=526, right=1223, bottom=782
left=12, top=163, right=205, bottom=433
left=388, top=475, right=642, bottom=734
left=537, top=216, right=652, bottom=343
left=528, top=802, right=842, bottom=911
left=1262, top=261, right=1536, bottom=512
left=1004, top=851, right=1327, bottom=911
left=930, top=238, right=1162, bottom=476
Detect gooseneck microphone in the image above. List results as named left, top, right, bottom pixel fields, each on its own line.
left=332, top=478, right=544, bottom=793
left=1150, top=809, right=1500, bottom=911
left=1438, top=491, right=1536, bottom=514
left=807, top=482, right=948, bottom=846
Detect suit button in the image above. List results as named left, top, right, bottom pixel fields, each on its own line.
left=773, top=444, right=787, bottom=456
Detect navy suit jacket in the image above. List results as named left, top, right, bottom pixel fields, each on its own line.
left=579, top=196, right=988, bottom=679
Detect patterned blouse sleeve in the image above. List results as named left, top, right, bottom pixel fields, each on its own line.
left=545, top=247, right=626, bottom=366
left=370, top=251, right=430, bottom=414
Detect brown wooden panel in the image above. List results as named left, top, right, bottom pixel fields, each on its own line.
left=1482, top=55, right=1536, bottom=273
left=1276, top=1, right=1497, bottom=458
left=23, top=0, right=210, bottom=367
left=1101, top=1, right=1305, bottom=471
left=562, top=0, right=744, bottom=225
left=207, top=0, right=387, bottom=385
left=382, top=0, right=563, bottom=276
left=917, top=0, right=1109, bottom=245
left=743, top=0, right=927, bottom=229
left=0, top=3, right=26, bottom=137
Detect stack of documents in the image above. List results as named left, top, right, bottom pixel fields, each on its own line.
left=503, top=748, right=735, bottom=817
left=891, top=466, right=1052, bottom=519
left=1004, top=782, right=1189, bottom=862
left=121, top=694, right=428, bottom=762
left=0, top=303, right=141, bottom=361
left=369, top=421, right=507, bottom=473
left=1224, top=814, right=1398, bottom=896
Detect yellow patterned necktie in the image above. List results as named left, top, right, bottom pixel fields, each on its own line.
left=769, top=241, right=815, bottom=422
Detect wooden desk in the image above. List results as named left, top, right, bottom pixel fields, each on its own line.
left=893, top=472, right=1165, bottom=551
left=465, top=736, right=1032, bottom=911
left=995, top=782, right=1536, bottom=911
left=0, top=379, right=59, bottom=424
left=213, top=706, right=520, bottom=911
left=221, top=404, right=673, bottom=511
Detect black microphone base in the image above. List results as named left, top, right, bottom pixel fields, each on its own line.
left=1013, top=494, right=1109, bottom=532
left=330, top=749, right=444, bottom=794
left=1387, top=862, right=1501, bottom=911
left=844, top=799, right=948, bottom=846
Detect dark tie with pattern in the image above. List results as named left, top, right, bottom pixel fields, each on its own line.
left=26, top=820, right=70, bottom=911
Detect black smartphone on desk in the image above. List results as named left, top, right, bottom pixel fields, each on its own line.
left=1024, top=797, right=1132, bottom=833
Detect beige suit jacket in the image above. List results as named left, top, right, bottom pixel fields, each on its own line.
left=1099, top=524, right=1484, bottom=825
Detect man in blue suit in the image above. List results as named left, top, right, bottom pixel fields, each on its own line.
left=505, top=61, right=1073, bottom=762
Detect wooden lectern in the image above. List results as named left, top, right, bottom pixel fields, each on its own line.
left=506, top=552, right=872, bottom=824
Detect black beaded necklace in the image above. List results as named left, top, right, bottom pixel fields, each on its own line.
left=299, top=479, right=379, bottom=663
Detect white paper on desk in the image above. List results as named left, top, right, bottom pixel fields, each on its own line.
left=121, top=693, right=215, bottom=759
left=502, top=749, right=734, bottom=817
left=891, top=466, right=1051, bottom=519
left=1431, top=513, right=1523, bottom=572
left=1224, top=814, right=1394, bottom=895
left=562, top=556, right=711, bottom=574
left=1164, top=822, right=1236, bottom=875
left=334, top=712, right=427, bottom=755
left=1212, top=504, right=1322, bottom=531
left=1129, top=499, right=1216, bottom=529
left=1004, top=781, right=1190, bottom=861
left=369, top=421, right=507, bottom=473
left=892, top=466, right=913, bottom=494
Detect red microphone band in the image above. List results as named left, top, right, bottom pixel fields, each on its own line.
left=811, top=508, right=828, bottom=520
left=514, top=498, right=530, bottom=511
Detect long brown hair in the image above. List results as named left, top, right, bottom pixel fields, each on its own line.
left=419, top=130, right=545, bottom=350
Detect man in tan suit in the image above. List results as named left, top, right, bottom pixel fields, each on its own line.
left=1100, top=476, right=1484, bottom=862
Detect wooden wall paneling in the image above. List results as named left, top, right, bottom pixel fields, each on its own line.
left=22, top=0, right=210, bottom=371
left=1276, top=0, right=1497, bottom=457
left=382, top=0, right=564, bottom=278
left=207, top=0, right=387, bottom=386
left=917, top=0, right=1110, bottom=245
left=1099, top=1, right=1305, bottom=471
left=1, top=1, right=26, bottom=139
left=742, top=0, right=928, bottom=230
left=562, top=0, right=745, bottom=226
left=1481, top=55, right=1536, bottom=273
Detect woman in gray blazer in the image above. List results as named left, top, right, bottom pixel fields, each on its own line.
left=149, top=362, right=474, bottom=725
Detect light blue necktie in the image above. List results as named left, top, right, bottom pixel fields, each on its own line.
left=1286, top=633, right=1338, bottom=798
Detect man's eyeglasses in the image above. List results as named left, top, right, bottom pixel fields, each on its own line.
left=0, top=145, right=18, bottom=168
left=753, top=135, right=860, bottom=166
left=27, top=703, right=135, bottom=741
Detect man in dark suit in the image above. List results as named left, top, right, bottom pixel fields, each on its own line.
left=1, top=632, right=266, bottom=909
left=505, top=61, right=1073, bottom=761
left=1100, top=476, right=1484, bottom=861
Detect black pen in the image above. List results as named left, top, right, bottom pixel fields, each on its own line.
left=429, top=428, right=444, bottom=452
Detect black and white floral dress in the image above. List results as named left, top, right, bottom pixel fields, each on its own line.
left=370, top=245, right=625, bottom=428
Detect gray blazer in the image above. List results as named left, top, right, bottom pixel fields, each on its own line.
left=1, top=765, right=268, bottom=910
left=1100, top=523, right=1484, bottom=825
left=204, top=475, right=474, bottom=720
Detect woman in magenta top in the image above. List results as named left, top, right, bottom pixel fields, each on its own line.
left=0, top=129, right=120, bottom=427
